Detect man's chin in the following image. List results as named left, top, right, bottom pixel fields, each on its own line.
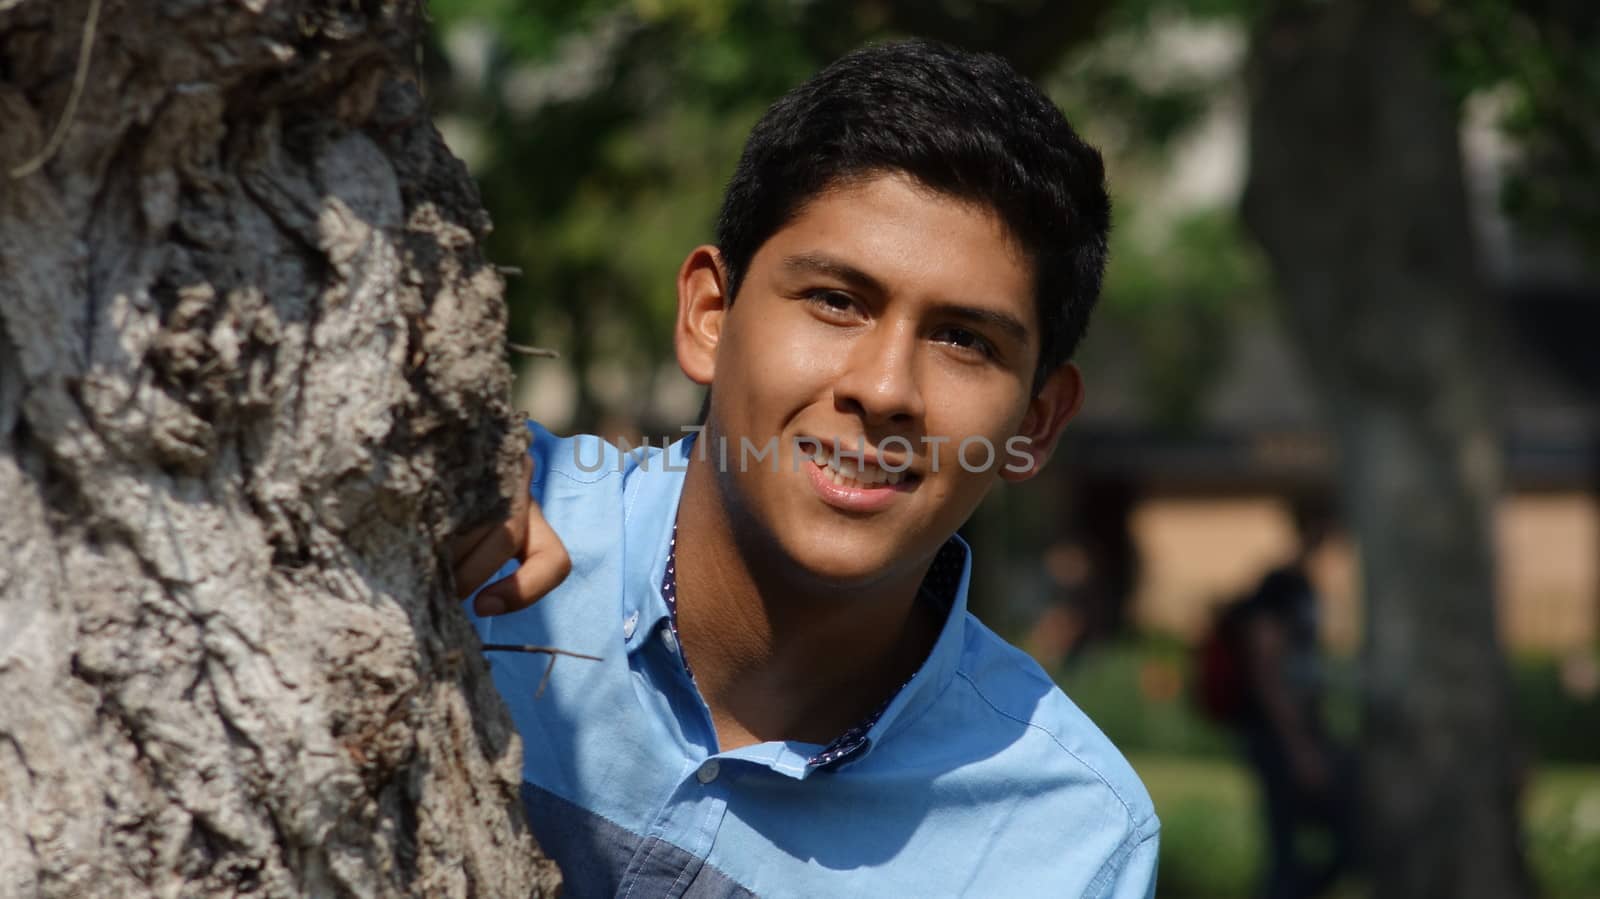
left=771, top=532, right=924, bottom=594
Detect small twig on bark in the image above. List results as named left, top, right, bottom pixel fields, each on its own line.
left=480, top=644, right=602, bottom=698
left=10, top=0, right=102, bottom=179
left=506, top=342, right=561, bottom=359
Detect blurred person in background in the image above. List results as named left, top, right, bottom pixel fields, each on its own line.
left=1237, top=492, right=1356, bottom=899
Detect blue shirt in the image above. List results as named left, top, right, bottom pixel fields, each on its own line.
left=467, top=423, right=1160, bottom=898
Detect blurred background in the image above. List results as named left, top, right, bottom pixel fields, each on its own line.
left=420, top=1, right=1599, bottom=896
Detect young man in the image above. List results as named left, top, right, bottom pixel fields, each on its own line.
left=453, top=39, right=1158, bottom=898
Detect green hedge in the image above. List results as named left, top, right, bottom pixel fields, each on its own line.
left=1060, top=640, right=1600, bottom=897
left=1055, top=638, right=1600, bottom=765
left=1131, top=753, right=1600, bottom=899
left=1511, top=654, right=1600, bottom=765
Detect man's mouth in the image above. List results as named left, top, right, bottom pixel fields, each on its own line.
left=806, top=442, right=917, bottom=489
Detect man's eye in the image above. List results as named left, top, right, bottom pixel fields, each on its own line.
left=934, top=326, right=996, bottom=360
left=805, top=290, right=856, bottom=314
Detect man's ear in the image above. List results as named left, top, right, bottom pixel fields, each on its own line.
left=675, top=245, right=729, bottom=387
left=1000, top=363, right=1084, bottom=483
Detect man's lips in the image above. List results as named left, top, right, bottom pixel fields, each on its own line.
left=804, top=455, right=913, bottom=513
left=797, top=436, right=921, bottom=485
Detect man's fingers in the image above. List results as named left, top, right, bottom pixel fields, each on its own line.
left=454, top=518, right=524, bottom=599
left=455, top=451, right=563, bottom=611
left=473, top=527, right=571, bottom=616
left=451, top=453, right=536, bottom=572
left=450, top=521, right=500, bottom=567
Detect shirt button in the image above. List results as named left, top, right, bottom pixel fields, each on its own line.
left=622, top=610, right=639, bottom=640
left=696, top=759, right=720, bottom=784
left=660, top=626, right=679, bottom=654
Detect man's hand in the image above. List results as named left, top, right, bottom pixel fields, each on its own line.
left=451, top=454, right=571, bottom=616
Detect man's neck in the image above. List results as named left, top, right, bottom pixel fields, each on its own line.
left=671, top=454, right=944, bottom=751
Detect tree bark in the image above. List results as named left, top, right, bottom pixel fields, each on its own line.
left=1242, top=2, right=1529, bottom=897
left=0, top=1, right=558, bottom=895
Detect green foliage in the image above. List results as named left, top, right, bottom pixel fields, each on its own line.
left=1443, top=0, right=1600, bottom=247
left=1067, top=642, right=1600, bottom=895
left=1059, top=639, right=1600, bottom=765
left=1525, top=766, right=1600, bottom=898
left=430, top=0, right=620, bottom=62
left=424, top=0, right=1277, bottom=431
left=425, top=0, right=840, bottom=425
left=1057, top=637, right=1237, bottom=758
left=1511, top=653, right=1600, bottom=765
left=1130, top=754, right=1264, bottom=897
left=1034, top=11, right=1272, bottom=431
left=423, top=0, right=1597, bottom=431
left=1099, top=211, right=1273, bottom=429
left=1056, top=65, right=1213, bottom=151
left=1099, top=0, right=1263, bottom=30
left=1135, top=752, right=1600, bottom=899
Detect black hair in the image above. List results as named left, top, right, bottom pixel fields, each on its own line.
left=1288, top=488, right=1339, bottom=552
left=714, top=38, right=1110, bottom=390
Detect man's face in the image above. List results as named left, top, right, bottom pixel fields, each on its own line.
left=676, top=172, right=1080, bottom=590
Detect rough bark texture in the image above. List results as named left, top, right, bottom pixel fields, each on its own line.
left=1242, top=2, right=1529, bottom=897
left=0, top=0, right=559, bottom=895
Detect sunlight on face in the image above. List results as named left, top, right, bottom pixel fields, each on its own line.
left=699, top=172, right=1050, bottom=589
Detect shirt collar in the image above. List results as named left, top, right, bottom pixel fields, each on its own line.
left=620, top=435, right=692, bottom=657
left=618, top=432, right=974, bottom=773
left=819, top=537, right=970, bottom=771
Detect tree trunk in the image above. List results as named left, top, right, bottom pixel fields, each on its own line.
left=1242, top=3, right=1529, bottom=897
left=0, top=1, right=558, bottom=895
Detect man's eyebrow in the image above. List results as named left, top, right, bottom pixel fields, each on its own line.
left=779, top=253, right=888, bottom=296
left=781, top=251, right=1031, bottom=345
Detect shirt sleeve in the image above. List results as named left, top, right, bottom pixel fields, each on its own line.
left=1100, top=828, right=1159, bottom=899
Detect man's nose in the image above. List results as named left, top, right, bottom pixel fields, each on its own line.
left=833, top=319, right=925, bottom=425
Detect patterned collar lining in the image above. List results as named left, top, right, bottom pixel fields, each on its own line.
left=659, top=525, right=966, bottom=769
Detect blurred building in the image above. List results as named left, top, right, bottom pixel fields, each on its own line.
left=1053, top=28, right=1600, bottom=654
left=1064, top=238, right=1599, bottom=656
left=1063, top=310, right=1599, bottom=653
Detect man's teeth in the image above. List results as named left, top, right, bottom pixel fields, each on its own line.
left=810, top=447, right=906, bottom=487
